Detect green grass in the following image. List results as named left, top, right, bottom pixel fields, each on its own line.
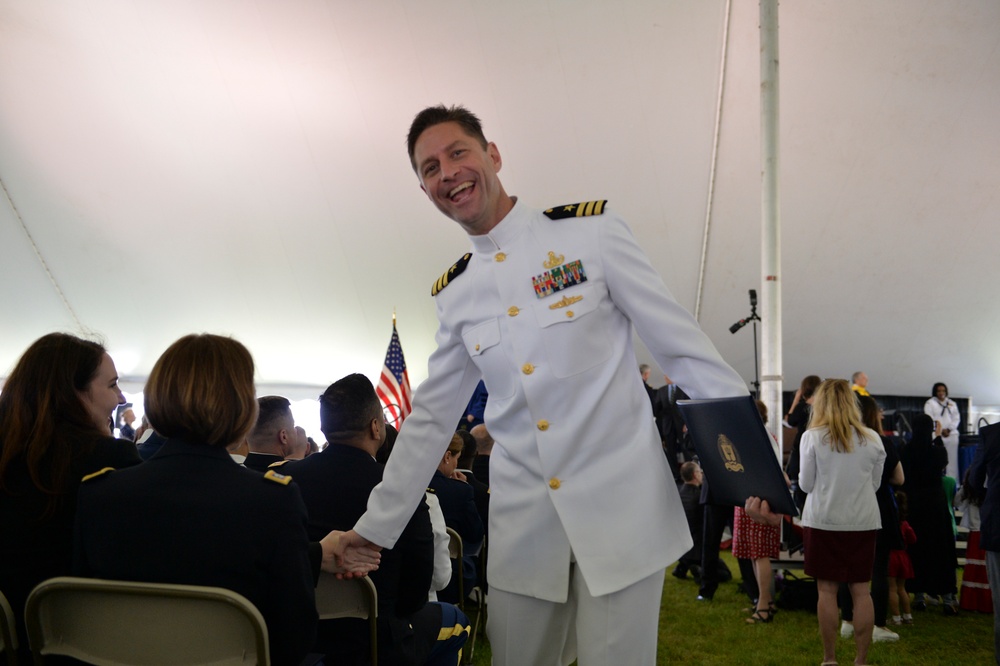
left=469, top=552, right=994, bottom=664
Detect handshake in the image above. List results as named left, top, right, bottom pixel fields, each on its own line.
left=319, top=530, right=383, bottom=577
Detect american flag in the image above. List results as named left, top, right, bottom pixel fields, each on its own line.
left=377, top=323, right=413, bottom=426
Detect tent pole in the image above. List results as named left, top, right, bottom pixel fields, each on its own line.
left=760, top=0, right=783, bottom=440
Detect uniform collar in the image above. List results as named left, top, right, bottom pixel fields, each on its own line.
left=155, top=438, right=236, bottom=462
left=469, top=196, right=527, bottom=255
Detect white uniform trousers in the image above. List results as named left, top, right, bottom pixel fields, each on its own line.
left=487, top=563, right=665, bottom=665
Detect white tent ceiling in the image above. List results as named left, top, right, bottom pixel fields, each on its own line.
left=2, top=0, right=998, bottom=407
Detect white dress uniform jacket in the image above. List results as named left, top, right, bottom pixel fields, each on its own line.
left=355, top=199, right=747, bottom=602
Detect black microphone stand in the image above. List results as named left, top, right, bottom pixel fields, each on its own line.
left=729, top=289, right=761, bottom=398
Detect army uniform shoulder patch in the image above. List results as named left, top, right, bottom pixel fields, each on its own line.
left=81, top=467, right=115, bottom=483
left=543, top=200, right=608, bottom=220
left=425, top=487, right=436, bottom=494
left=431, top=253, right=472, bottom=296
left=264, top=469, right=292, bottom=486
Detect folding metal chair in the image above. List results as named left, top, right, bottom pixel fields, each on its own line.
left=25, top=577, right=269, bottom=665
left=1, top=588, right=19, bottom=666
left=313, top=572, right=378, bottom=664
left=447, top=527, right=486, bottom=664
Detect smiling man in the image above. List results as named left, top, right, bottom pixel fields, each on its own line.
left=336, top=105, right=748, bottom=665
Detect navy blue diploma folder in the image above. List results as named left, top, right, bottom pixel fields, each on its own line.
left=676, top=395, right=798, bottom=517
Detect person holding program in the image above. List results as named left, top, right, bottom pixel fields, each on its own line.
left=333, top=105, right=747, bottom=665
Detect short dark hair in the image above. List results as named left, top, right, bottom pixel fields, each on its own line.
left=932, top=382, right=948, bottom=397
left=145, top=334, right=257, bottom=449
left=253, top=396, right=292, bottom=437
left=407, top=104, right=488, bottom=171
left=456, top=430, right=477, bottom=469
left=319, top=374, right=381, bottom=437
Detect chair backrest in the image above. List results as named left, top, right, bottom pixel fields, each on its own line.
left=314, top=573, right=378, bottom=664
left=25, top=577, right=270, bottom=665
left=446, top=527, right=462, bottom=561
left=1, top=587, right=18, bottom=665
left=446, top=527, right=465, bottom=610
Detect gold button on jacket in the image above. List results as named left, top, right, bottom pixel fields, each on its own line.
left=548, top=478, right=561, bottom=490
left=522, top=363, right=534, bottom=375
left=536, top=420, right=549, bottom=431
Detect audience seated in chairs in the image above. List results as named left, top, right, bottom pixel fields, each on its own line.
left=276, top=374, right=468, bottom=666
left=72, top=334, right=377, bottom=666
left=0, top=333, right=141, bottom=663
left=430, top=434, right=486, bottom=606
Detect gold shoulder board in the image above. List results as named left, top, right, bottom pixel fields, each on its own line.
left=431, top=253, right=472, bottom=296
left=81, top=467, right=115, bottom=483
left=268, top=459, right=290, bottom=468
left=543, top=200, right=608, bottom=220
left=264, top=469, right=292, bottom=486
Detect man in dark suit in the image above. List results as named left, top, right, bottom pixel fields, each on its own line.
left=245, top=395, right=297, bottom=471
left=277, top=374, right=468, bottom=666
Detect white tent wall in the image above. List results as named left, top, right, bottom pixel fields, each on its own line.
left=2, top=1, right=998, bottom=416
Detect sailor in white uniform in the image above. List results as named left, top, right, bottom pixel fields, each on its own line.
left=339, top=105, right=748, bottom=665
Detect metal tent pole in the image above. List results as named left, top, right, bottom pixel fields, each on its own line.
left=760, top=0, right=783, bottom=439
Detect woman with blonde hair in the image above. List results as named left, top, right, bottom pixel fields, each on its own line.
left=799, top=379, right=886, bottom=666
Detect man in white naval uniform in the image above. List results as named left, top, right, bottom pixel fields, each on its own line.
left=336, top=105, right=748, bottom=664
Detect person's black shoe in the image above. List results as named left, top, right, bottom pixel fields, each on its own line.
left=672, top=567, right=688, bottom=580
left=943, top=602, right=958, bottom=616
left=913, top=599, right=927, bottom=611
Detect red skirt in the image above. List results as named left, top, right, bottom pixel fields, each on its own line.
left=733, top=507, right=780, bottom=559
left=960, top=531, right=993, bottom=613
left=803, top=527, right=877, bottom=583
left=888, top=549, right=914, bottom=579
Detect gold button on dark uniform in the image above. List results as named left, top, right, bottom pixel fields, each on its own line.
left=522, top=363, right=534, bottom=375
left=537, top=420, right=549, bottom=431
left=549, top=478, right=561, bottom=490
left=495, top=252, right=506, bottom=262
left=508, top=306, right=520, bottom=317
